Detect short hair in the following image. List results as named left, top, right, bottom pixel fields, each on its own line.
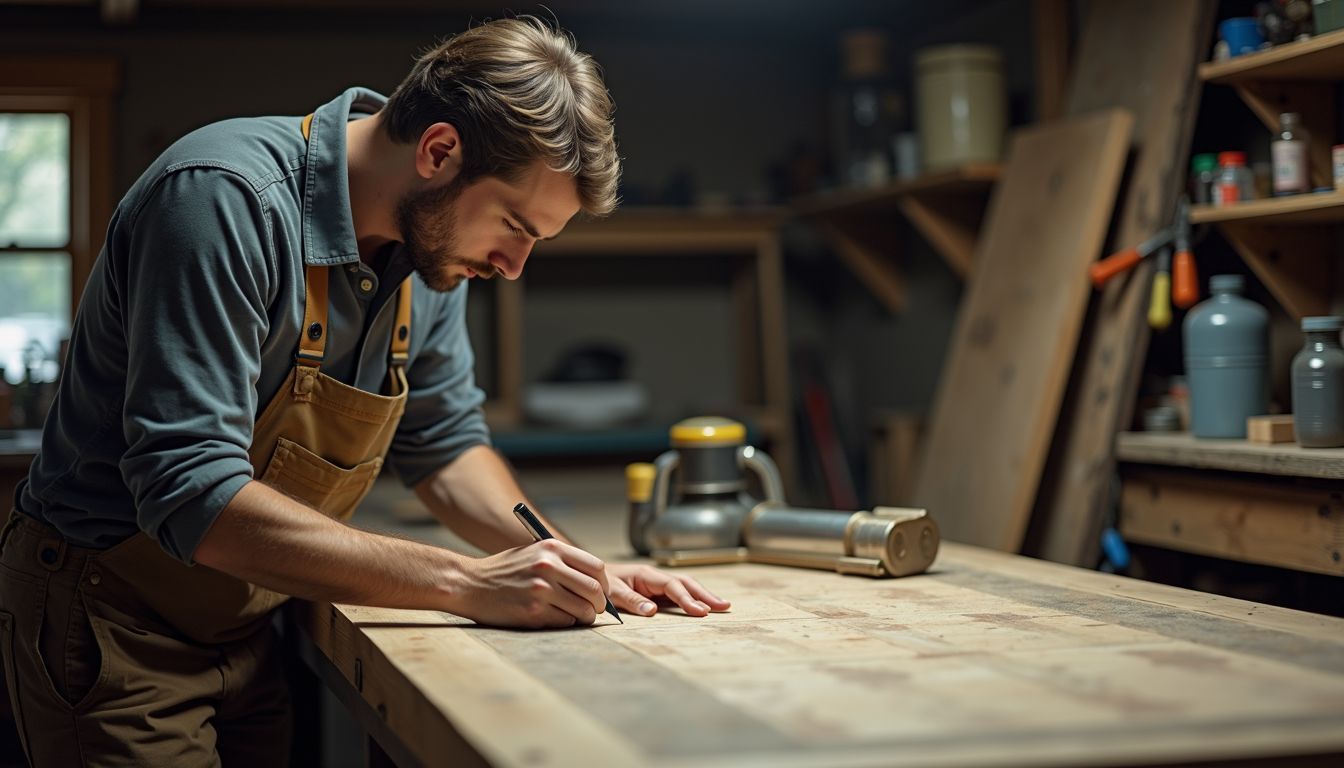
left=383, top=16, right=621, bottom=216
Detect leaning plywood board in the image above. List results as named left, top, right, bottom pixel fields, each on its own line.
left=912, top=110, right=1133, bottom=551
left=1028, top=0, right=1214, bottom=566
left=303, top=544, right=1344, bottom=768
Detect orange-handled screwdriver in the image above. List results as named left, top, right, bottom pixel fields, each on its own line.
left=1171, top=197, right=1198, bottom=308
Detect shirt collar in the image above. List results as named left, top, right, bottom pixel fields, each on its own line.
left=301, top=87, right=388, bottom=266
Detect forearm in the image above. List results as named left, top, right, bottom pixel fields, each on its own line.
left=414, top=444, right=573, bottom=553
left=194, top=479, right=469, bottom=611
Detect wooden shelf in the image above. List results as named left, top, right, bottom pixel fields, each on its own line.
left=1189, top=192, right=1344, bottom=225
left=793, top=164, right=1001, bottom=218
left=1116, top=431, right=1344, bottom=480
left=535, top=207, right=784, bottom=256
left=1199, top=28, right=1344, bottom=83
left=794, top=165, right=1001, bottom=306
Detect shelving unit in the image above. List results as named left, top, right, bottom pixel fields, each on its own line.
left=1115, top=431, right=1344, bottom=479
left=1115, top=24, right=1344, bottom=579
left=475, top=209, right=795, bottom=484
left=1116, top=432, right=1344, bottom=577
left=794, top=164, right=1001, bottom=311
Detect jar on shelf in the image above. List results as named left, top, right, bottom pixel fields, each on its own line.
left=914, top=44, right=1005, bottom=172
left=1182, top=274, right=1269, bottom=439
left=1291, top=315, right=1344, bottom=448
left=1213, top=151, right=1255, bottom=206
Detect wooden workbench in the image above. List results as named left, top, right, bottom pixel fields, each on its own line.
left=298, top=494, right=1344, bottom=768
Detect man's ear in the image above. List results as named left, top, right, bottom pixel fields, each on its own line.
left=415, top=122, right=462, bottom=181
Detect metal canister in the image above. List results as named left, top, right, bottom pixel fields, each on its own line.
left=743, top=505, right=939, bottom=577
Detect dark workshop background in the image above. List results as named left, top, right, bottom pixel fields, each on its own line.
left=0, top=0, right=1048, bottom=508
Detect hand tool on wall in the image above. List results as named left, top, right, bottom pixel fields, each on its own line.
left=1089, top=195, right=1198, bottom=329
left=1170, top=197, right=1198, bottom=309
left=1148, top=247, right=1173, bottom=330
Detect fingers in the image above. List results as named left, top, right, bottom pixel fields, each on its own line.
left=679, top=576, right=732, bottom=611
left=541, top=539, right=611, bottom=596
left=608, top=580, right=658, bottom=617
left=528, top=548, right=604, bottom=618
left=658, top=578, right=711, bottom=617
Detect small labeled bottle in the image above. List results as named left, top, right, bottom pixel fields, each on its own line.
left=1213, top=151, right=1255, bottom=206
left=1271, top=112, right=1310, bottom=196
left=1291, top=316, right=1344, bottom=448
left=1190, top=153, right=1218, bottom=204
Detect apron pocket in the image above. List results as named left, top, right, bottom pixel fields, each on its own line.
left=259, top=437, right=383, bottom=520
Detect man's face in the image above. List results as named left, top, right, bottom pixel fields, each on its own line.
left=396, top=160, right=582, bottom=292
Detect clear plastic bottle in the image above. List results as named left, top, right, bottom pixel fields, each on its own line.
left=1213, top=151, right=1255, bottom=206
left=1291, top=316, right=1344, bottom=448
left=1271, top=112, right=1310, bottom=196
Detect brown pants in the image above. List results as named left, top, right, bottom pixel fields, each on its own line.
left=0, top=513, right=290, bottom=767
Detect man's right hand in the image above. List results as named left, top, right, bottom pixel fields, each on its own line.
left=449, top=539, right=611, bottom=628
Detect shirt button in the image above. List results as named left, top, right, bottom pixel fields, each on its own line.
left=360, top=278, right=374, bottom=293
left=88, top=571, right=102, bottom=586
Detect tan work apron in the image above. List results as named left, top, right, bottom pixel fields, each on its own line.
left=91, top=264, right=412, bottom=644
left=89, top=113, right=413, bottom=645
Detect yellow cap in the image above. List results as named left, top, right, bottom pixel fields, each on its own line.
left=669, top=416, right=746, bottom=447
left=626, top=463, right=656, bottom=502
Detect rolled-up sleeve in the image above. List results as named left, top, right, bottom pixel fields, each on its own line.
left=388, top=284, right=491, bottom=486
left=118, top=168, right=273, bottom=563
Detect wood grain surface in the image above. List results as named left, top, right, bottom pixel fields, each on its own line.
left=302, top=539, right=1344, bottom=768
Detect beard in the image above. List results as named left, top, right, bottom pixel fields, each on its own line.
left=395, top=177, right=497, bottom=292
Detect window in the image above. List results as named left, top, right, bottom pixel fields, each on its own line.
left=0, top=112, right=72, bottom=383
left=0, top=57, right=119, bottom=426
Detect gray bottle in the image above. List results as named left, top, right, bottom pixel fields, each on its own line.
left=1183, top=274, right=1269, bottom=438
left=1291, top=316, right=1344, bottom=448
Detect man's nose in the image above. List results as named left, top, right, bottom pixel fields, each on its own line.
left=488, top=246, right=531, bottom=280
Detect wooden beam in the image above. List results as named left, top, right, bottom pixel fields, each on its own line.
left=1033, top=0, right=1071, bottom=121
left=1029, top=0, right=1214, bottom=567
left=1219, top=221, right=1334, bottom=320
left=1120, top=467, right=1344, bottom=577
left=1234, top=81, right=1337, bottom=190
left=819, top=222, right=907, bottom=313
left=895, top=193, right=978, bottom=279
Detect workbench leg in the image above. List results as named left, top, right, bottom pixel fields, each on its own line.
left=366, top=736, right=397, bottom=768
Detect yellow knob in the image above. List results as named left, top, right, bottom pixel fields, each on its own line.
left=626, top=463, right=656, bottom=502
left=669, top=416, right=746, bottom=447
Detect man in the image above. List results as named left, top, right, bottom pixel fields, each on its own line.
left=0, top=16, right=729, bottom=767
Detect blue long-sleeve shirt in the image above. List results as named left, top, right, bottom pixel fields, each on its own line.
left=16, top=87, right=490, bottom=563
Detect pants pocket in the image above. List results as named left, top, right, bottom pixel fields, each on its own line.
left=36, top=588, right=105, bottom=711
left=0, top=609, right=32, bottom=765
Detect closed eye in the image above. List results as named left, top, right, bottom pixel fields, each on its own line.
left=503, top=219, right=524, bottom=237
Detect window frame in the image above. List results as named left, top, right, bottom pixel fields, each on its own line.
left=0, top=57, right=121, bottom=321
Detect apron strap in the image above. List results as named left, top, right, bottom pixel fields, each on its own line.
left=298, top=112, right=414, bottom=370
left=297, top=264, right=329, bottom=368
left=390, top=277, right=413, bottom=367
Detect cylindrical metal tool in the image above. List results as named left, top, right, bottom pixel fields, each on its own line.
left=742, top=505, right=939, bottom=577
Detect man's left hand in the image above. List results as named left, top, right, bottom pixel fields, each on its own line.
left=605, top=563, right=731, bottom=618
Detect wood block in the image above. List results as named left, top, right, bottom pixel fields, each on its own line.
left=1247, top=414, right=1295, bottom=444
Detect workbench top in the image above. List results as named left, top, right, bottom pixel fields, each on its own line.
left=299, top=498, right=1344, bottom=768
